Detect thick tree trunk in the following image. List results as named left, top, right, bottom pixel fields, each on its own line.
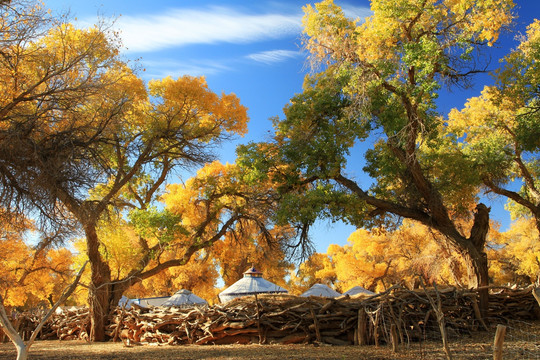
left=84, top=223, right=112, bottom=342
left=84, top=220, right=137, bottom=341
left=461, top=204, right=491, bottom=320
left=461, top=245, right=489, bottom=318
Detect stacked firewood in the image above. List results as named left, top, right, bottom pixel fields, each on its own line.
left=106, top=295, right=359, bottom=345
left=39, top=307, right=89, bottom=341
left=105, top=287, right=539, bottom=346
left=9, top=309, right=46, bottom=341
left=488, top=287, right=540, bottom=319
left=15, top=286, right=538, bottom=344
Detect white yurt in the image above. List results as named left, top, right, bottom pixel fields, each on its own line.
left=300, top=283, right=341, bottom=298
left=131, top=295, right=170, bottom=308
left=118, top=295, right=136, bottom=309
left=218, top=266, right=288, bottom=303
left=161, top=289, right=207, bottom=307
left=343, top=286, right=376, bottom=296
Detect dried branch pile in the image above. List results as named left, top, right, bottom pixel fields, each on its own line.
left=106, top=295, right=358, bottom=345
left=40, top=308, right=90, bottom=341
left=104, top=286, right=539, bottom=346
left=488, top=287, right=540, bottom=319
left=17, top=286, right=537, bottom=345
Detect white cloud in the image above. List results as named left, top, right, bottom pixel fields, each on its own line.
left=246, top=49, right=302, bottom=65
left=114, top=6, right=302, bottom=53
left=341, top=4, right=372, bottom=22
left=139, top=59, right=231, bottom=79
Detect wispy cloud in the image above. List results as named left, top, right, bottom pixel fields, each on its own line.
left=139, top=59, right=231, bottom=79
left=246, top=49, right=302, bottom=65
left=341, top=4, right=373, bottom=22
left=113, top=6, right=301, bottom=53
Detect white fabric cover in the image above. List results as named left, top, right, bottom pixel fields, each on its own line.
left=343, top=286, right=376, bottom=296
left=161, top=289, right=207, bottom=307
left=219, top=276, right=288, bottom=303
left=300, top=283, right=341, bottom=298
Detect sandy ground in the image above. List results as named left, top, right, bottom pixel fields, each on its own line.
left=1, top=321, right=539, bottom=360
left=0, top=341, right=486, bottom=360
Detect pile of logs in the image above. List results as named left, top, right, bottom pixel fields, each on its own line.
left=40, top=307, right=89, bottom=341
left=105, top=295, right=359, bottom=345
left=489, top=287, right=540, bottom=320
left=103, top=286, right=539, bottom=346
left=11, top=286, right=538, bottom=345
left=3, top=309, right=46, bottom=341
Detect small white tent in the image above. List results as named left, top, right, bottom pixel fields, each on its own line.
left=301, top=283, right=341, bottom=298
left=343, top=286, right=376, bottom=296
left=133, top=296, right=170, bottom=308
left=161, top=289, right=207, bottom=307
left=118, top=295, right=137, bottom=309
left=219, top=266, right=288, bottom=303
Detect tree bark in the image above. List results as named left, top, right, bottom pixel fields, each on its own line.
left=84, top=222, right=112, bottom=342
left=461, top=244, right=490, bottom=319
left=334, top=173, right=492, bottom=316
left=466, top=204, right=491, bottom=319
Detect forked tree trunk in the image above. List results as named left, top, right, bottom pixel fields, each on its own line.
left=84, top=223, right=113, bottom=342
left=84, top=221, right=136, bottom=341
left=11, top=338, right=27, bottom=360
left=460, top=204, right=491, bottom=320
left=462, top=245, right=489, bottom=318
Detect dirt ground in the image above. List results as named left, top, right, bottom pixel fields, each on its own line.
left=1, top=321, right=539, bottom=360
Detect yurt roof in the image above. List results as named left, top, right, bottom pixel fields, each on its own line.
left=219, top=267, right=288, bottom=302
left=343, top=286, right=376, bottom=296
left=161, top=289, right=207, bottom=307
left=300, top=283, right=341, bottom=298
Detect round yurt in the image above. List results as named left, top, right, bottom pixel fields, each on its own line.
left=218, top=266, right=288, bottom=303
left=300, top=283, right=341, bottom=298
left=161, top=289, right=208, bottom=307
left=343, top=286, right=376, bottom=297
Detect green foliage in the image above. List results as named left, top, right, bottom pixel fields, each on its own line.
left=129, top=207, right=187, bottom=245
left=447, top=19, right=540, bottom=225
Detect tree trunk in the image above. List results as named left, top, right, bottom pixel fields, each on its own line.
left=466, top=203, right=491, bottom=319
left=462, top=245, right=489, bottom=318
left=15, top=344, right=28, bottom=360
left=85, top=223, right=112, bottom=342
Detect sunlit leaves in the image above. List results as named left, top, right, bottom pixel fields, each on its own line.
left=129, top=255, right=219, bottom=304
left=296, top=220, right=470, bottom=293
left=489, top=218, right=540, bottom=284
left=303, top=0, right=514, bottom=113
left=148, top=76, right=248, bottom=143
left=211, top=225, right=292, bottom=289
left=447, top=19, right=540, bottom=225
left=0, top=220, right=74, bottom=308
left=129, top=208, right=186, bottom=246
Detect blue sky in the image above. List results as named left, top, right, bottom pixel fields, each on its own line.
left=45, top=0, right=539, bottom=253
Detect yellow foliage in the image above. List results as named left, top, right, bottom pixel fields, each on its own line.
left=128, top=254, right=219, bottom=304
left=211, top=224, right=292, bottom=290
left=148, top=76, right=248, bottom=140
left=163, top=161, right=243, bottom=227
left=297, top=220, right=472, bottom=293
left=288, top=253, right=335, bottom=295
left=0, top=223, right=75, bottom=308
left=303, top=0, right=514, bottom=68
left=489, top=218, right=540, bottom=284
left=448, top=86, right=518, bottom=142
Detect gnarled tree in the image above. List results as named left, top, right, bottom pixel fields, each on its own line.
left=0, top=1, right=250, bottom=340
left=238, top=0, right=515, bottom=316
